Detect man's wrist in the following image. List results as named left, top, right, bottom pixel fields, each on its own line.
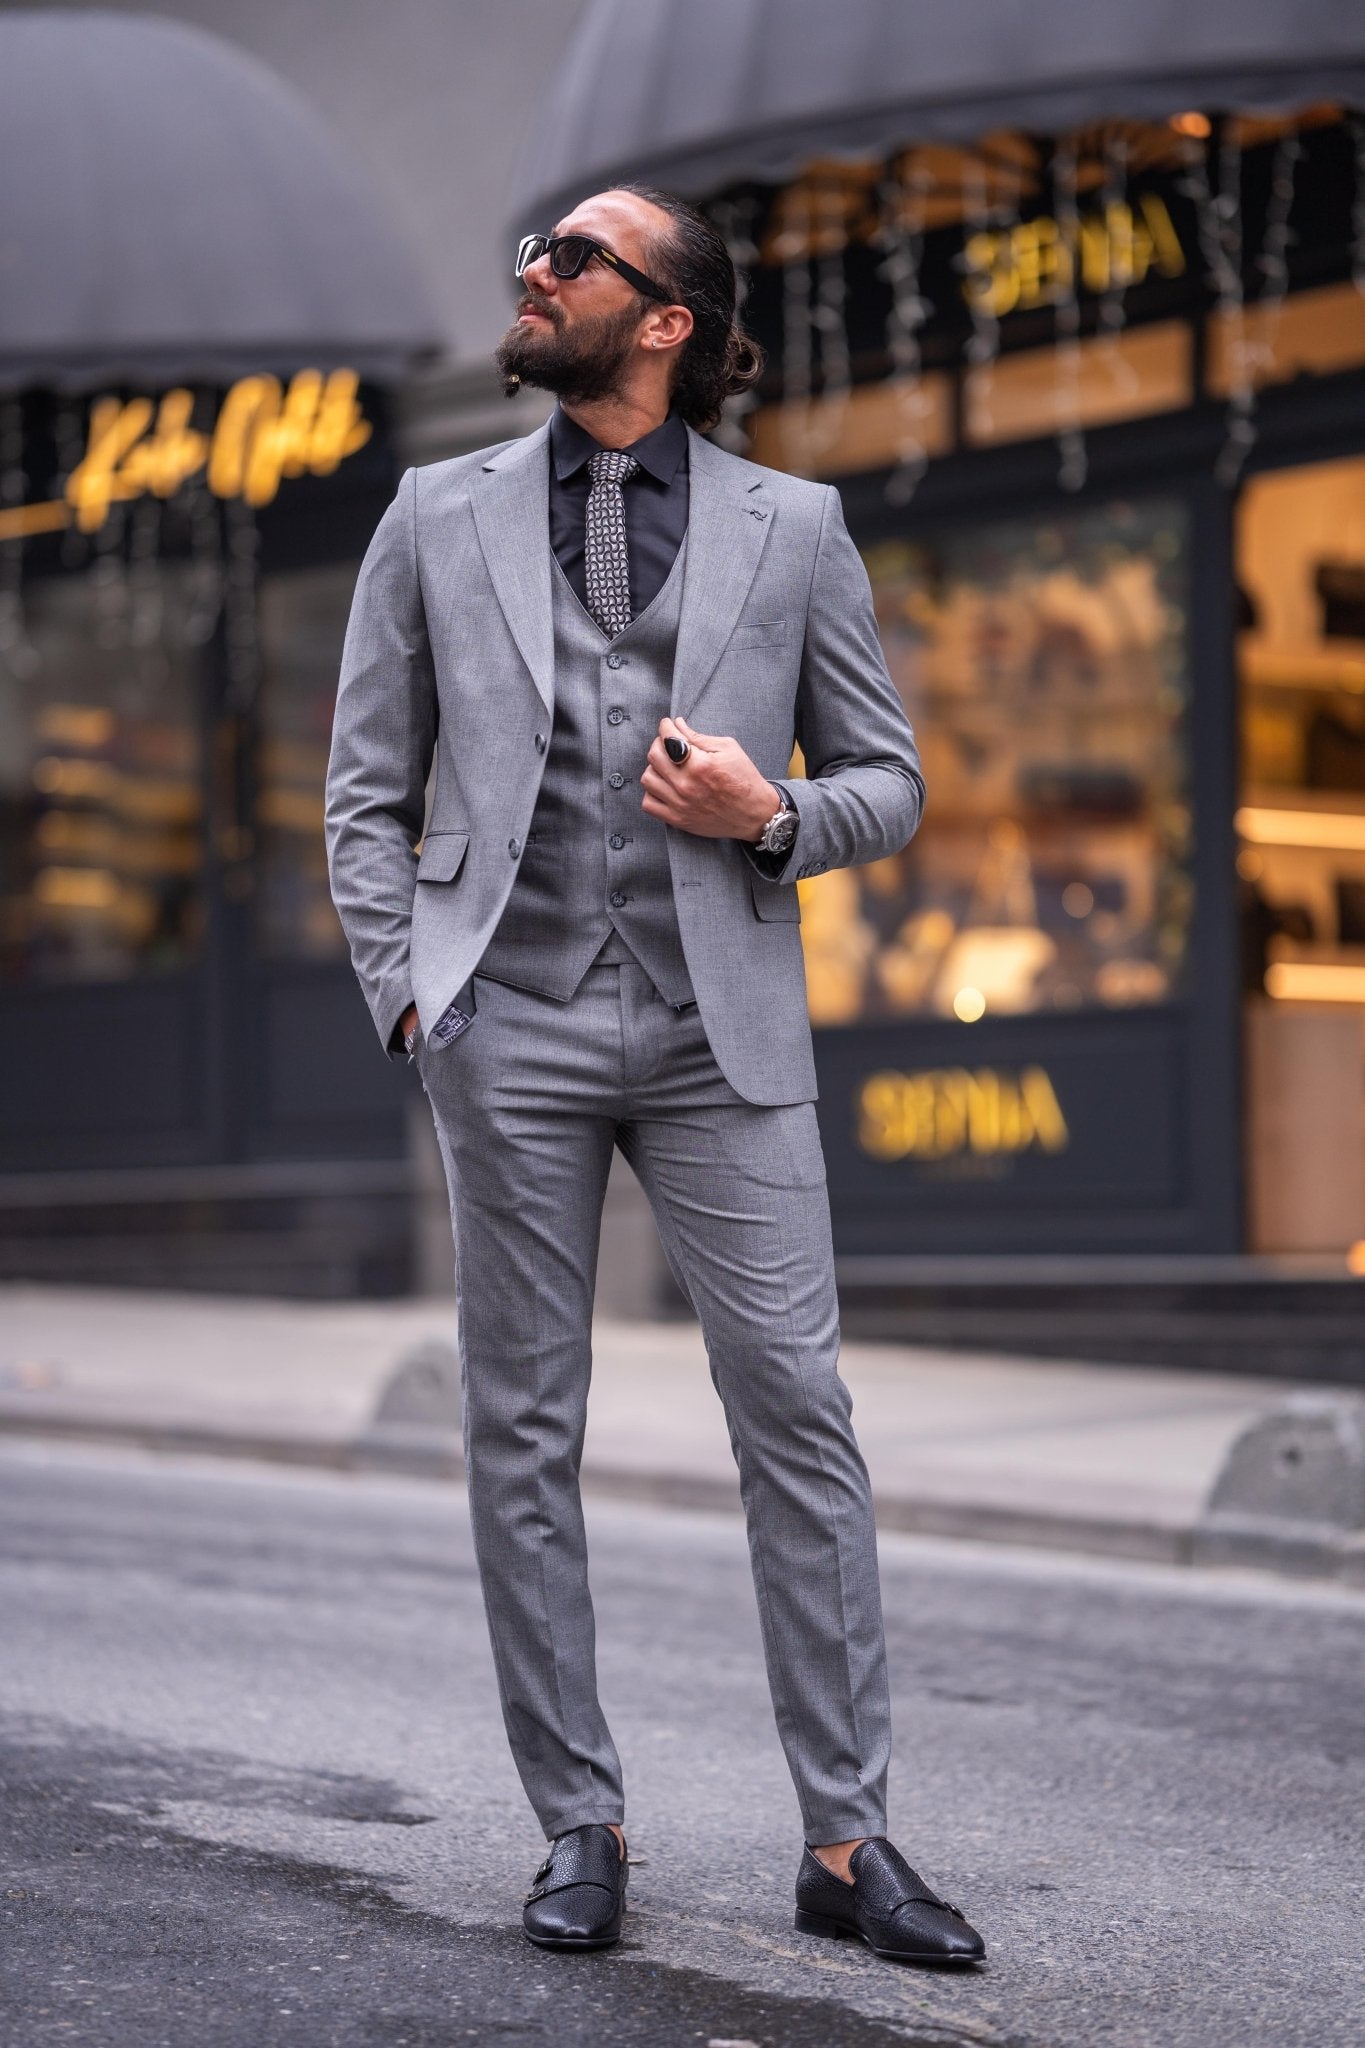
left=749, top=782, right=784, bottom=843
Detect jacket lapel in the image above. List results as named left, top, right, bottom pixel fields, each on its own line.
left=470, top=421, right=555, bottom=715
left=672, top=428, right=774, bottom=723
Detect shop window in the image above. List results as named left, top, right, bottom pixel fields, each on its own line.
left=1237, top=453, right=1365, bottom=1253
left=0, top=564, right=204, bottom=985
left=256, top=564, right=357, bottom=961
left=798, top=497, right=1193, bottom=1027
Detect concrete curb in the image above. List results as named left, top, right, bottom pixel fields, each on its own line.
left=6, top=1403, right=1357, bottom=1584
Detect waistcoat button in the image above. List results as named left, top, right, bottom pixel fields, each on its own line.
left=606, top=707, right=625, bottom=726
left=608, top=771, right=625, bottom=790
left=508, top=838, right=520, bottom=858
left=534, top=732, right=547, bottom=753
left=609, top=890, right=627, bottom=909
left=606, top=653, right=624, bottom=670
left=609, top=833, right=625, bottom=850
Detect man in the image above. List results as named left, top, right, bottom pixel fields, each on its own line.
left=326, top=184, right=984, bottom=1968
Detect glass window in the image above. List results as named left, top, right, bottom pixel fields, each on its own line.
left=1236, top=452, right=1365, bottom=1255
left=256, top=565, right=357, bottom=961
left=799, top=497, right=1194, bottom=1027
left=0, top=565, right=204, bottom=985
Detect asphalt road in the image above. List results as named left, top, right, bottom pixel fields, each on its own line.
left=1, top=1438, right=1361, bottom=2048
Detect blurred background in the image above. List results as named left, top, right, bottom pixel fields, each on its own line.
left=2, top=0, right=1365, bottom=1377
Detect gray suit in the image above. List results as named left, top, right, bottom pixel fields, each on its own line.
left=325, top=421, right=923, bottom=1102
left=326, top=419, right=924, bottom=1845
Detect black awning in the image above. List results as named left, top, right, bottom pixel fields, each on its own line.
left=0, top=10, right=441, bottom=391
left=515, top=0, right=1365, bottom=223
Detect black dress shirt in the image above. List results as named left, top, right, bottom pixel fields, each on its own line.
left=545, top=401, right=796, bottom=874
left=548, top=406, right=689, bottom=618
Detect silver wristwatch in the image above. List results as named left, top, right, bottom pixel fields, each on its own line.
left=756, top=794, right=798, bottom=856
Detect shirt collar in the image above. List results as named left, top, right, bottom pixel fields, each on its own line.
left=550, top=405, right=688, bottom=487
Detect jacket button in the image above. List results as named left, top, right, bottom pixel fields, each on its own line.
left=608, top=771, right=625, bottom=790
left=609, top=890, right=627, bottom=909
left=534, top=732, right=546, bottom=753
left=609, top=833, right=625, bottom=850
left=606, top=707, right=625, bottom=726
left=606, top=653, right=624, bottom=670
left=508, top=838, right=520, bottom=858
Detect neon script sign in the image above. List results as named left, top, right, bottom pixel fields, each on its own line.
left=0, top=369, right=371, bottom=542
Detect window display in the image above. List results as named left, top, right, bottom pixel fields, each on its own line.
left=1236, top=452, right=1365, bottom=1253
left=799, top=498, right=1194, bottom=1026
left=0, top=564, right=204, bottom=984
left=256, top=564, right=357, bottom=961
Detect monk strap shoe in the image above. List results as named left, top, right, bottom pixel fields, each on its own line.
left=522, top=1822, right=627, bottom=1950
left=794, top=1839, right=985, bottom=1965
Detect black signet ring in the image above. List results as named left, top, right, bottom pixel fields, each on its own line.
left=664, top=735, right=691, bottom=765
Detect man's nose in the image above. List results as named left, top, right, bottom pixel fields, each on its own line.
left=523, top=250, right=557, bottom=296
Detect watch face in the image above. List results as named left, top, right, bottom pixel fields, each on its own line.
left=770, top=812, right=797, bottom=851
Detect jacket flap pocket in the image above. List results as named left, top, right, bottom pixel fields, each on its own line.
left=416, top=831, right=469, bottom=882
left=750, top=872, right=802, bottom=922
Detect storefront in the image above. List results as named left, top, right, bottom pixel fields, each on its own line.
left=0, top=13, right=438, bottom=1289
left=520, top=4, right=1365, bottom=1289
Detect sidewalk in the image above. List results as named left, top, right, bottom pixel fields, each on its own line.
left=0, top=1282, right=1344, bottom=1571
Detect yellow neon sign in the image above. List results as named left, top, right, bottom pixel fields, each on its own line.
left=962, top=195, right=1186, bottom=319
left=0, top=368, right=371, bottom=542
left=857, top=1064, right=1070, bottom=1162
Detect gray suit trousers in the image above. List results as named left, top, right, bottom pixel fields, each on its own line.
left=417, top=955, right=892, bottom=1844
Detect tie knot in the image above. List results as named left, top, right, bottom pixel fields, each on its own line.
left=588, top=449, right=640, bottom=489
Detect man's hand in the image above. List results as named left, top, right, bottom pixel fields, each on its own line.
left=398, top=1003, right=418, bottom=1049
left=641, top=717, right=780, bottom=841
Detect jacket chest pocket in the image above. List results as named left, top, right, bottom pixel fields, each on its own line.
left=416, top=831, right=469, bottom=882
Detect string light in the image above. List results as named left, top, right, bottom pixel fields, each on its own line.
left=807, top=177, right=852, bottom=461
left=957, top=148, right=1000, bottom=441
left=779, top=180, right=815, bottom=474
left=1097, top=126, right=1139, bottom=401
left=710, top=194, right=762, bottom=454
left=1351, top=112, right=1365, bottom=296
left=877, top=154, right=935, bottom=506
left=0, top=398, right=37, bottom=678
left=223, top=493, right=259, bottom=716
left=1052, top=132, right=1087, bottom=492
left=1184, top=122, right=1258, bottom=486
left=1250, top=130, right=1302, bottom=387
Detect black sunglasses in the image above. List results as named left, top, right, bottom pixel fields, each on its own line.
left=515, top=232, right=673, bottom=305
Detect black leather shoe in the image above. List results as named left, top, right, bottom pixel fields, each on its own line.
left=794, top=1839, right=985, bottom=1965
left=522, top=1823, right=627, bottom=1950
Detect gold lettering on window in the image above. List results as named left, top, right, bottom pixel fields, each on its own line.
left=857, top=1065, right=1071, bottom=1160
left=962, top=195, right=1185, bottom=319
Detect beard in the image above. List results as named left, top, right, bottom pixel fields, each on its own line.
left=495, top=293, right=645, bottom=403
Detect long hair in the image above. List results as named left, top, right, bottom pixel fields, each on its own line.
left=613, top=183, right=764, bottom=431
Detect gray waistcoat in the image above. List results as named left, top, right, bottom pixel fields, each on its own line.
left=477, top=538, right=695, bottom=1005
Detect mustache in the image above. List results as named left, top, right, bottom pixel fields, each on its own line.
left=517, top=291, right=561, bottom=326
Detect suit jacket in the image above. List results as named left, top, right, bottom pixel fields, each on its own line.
left=324, top=419, right=924, bottom=1106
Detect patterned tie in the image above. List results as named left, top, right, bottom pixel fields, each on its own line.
left=585, top=448, right=640, bottom=637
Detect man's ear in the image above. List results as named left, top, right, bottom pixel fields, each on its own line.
left=642, top=303, right=693, bottom=353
